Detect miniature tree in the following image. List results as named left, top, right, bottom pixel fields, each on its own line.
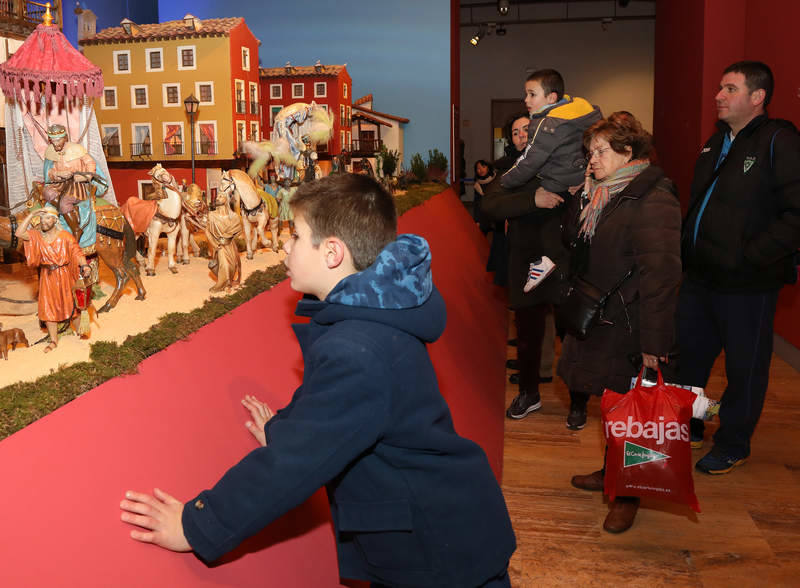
left=410, top=153, right=427, bottom=181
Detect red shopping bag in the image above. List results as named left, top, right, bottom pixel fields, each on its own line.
left=602, top=369, right=700, bottom=512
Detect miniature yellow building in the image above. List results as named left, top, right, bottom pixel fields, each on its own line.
left=79, top=14, right=260, bottom=200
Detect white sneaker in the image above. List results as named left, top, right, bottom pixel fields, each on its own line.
left=523, top=256, right=555, bottom=293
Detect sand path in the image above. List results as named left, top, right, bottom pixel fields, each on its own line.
left=0, top=231, right=288, bottom=388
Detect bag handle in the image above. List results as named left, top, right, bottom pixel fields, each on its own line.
left=633, top=366, right=664, bottom=390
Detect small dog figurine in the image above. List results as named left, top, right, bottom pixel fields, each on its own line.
left=0, top=323, right=29, bottom=360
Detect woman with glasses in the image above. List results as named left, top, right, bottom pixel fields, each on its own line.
left=558, top=112, right=682, bottom=533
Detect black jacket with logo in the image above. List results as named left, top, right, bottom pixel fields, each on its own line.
left=682, top=115, right=800, bottom=291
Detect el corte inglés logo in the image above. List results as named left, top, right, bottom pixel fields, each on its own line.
left=623, top=441, right=670, bottom=467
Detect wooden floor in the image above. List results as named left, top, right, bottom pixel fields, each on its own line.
left=502, top=333, right=800, bottom=587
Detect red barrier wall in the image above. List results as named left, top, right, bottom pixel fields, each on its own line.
left=0, top=188, right=508, bottom=586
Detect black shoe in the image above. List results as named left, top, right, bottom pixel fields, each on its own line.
left=566, top=400, right=587, bottom=430
left=509, top=372, right=520, bottom=385
left=508, top=338, right=518, bottom=346
left=506, top=392, right=542, bottom=419
left=506, top=359, right=519, bottom=370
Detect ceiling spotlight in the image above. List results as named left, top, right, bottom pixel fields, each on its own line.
left=498, top=0, right=510, bottom=16
left=496, top=25, right=506, bottom=36
left=470, top=30, right=482, bottom=46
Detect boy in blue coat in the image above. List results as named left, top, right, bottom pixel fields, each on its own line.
left=120, top=174, right=516, bottom=587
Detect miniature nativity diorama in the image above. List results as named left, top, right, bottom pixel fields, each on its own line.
left=0, top=8, right=411, bottom=372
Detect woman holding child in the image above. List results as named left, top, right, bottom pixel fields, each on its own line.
left=559, top=113, right=682, bottom=533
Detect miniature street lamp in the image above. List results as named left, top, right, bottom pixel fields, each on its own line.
left=183, top=94, right=200, bottom=183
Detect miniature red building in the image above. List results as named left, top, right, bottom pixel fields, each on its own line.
left=259, top=61, right=352, bottom=157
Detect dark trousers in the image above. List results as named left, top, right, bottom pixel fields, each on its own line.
left=676, top=277, right=779, bottom=457
left=514, top=303, right=549, bottom=396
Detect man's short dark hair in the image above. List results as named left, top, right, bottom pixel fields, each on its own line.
left=526, top=69, right=564, bottom=101
left=291, top=174, right=397, bottom=270
left=724, top=61, right=774, bottom=107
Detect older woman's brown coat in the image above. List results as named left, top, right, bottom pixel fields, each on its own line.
left=557, top=165, right=682, bottom=396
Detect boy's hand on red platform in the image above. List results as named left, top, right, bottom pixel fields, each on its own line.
left=242, top=394, right=273, bottom=447
left=120, top=488, right=191, bottom=552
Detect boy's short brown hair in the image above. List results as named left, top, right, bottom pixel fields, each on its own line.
left=526, top=68, right=564, bottom=102
left=291, top=174, right=398, bottom=271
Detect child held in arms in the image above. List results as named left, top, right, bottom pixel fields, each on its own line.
left=501, top=68, right=601, bottom=291
left=120, top=174, right=516, bottom=587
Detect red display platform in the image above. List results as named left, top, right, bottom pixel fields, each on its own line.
left=0, top=188, right=507, bottom=586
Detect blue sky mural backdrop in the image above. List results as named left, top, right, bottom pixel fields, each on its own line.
left=67, top=1, right=450, bottom=169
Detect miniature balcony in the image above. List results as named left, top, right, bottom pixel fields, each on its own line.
left=0, top=0, right=61, bottom=37
left=130, top=142, right=152, bottom=158
left=350, top=139, right=384, bottom=157
left=163, top=142, right=185, bottom=156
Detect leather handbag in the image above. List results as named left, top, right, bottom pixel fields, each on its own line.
left=557, top=267, right=634, bottom=340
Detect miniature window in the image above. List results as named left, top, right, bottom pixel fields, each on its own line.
left=163, top=83, right=180, bottom=107
left=292, top=83, right=304, bottom=99
left=343, top=83, right=348, bottom=99
left=102, top=125, right=121, bottom=157
left=131, top=85, right=149, bottom=108
left=146, top=48, right=163, bottom=72
left=131, top=123, right=152, bottom=156
left=163, top=122, right=184, bottom=155
left=113, top=50, right=131, bottom=74
left=178, top=45, right=197, bottom=71
left=250, top=121, right=259, bottom=141
left=340, top=104, right=345, bottom=124
left=197, top=121, right=218, bottom=155
left=271, top=84, right=282, bottom=99
left=249, top=83, right=259, bottom=115
left=346, top=106, right=351, bottom=126
left=270, top=105, right=282, bottom=127
left=102, top=87, right=117, bottom=109
left=242, top=47, right=250, bottom=71
left=196, top=82, right=214, bottom=105
left=314, top=82, right=327, bottom=98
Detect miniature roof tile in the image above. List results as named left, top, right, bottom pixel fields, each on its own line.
left=353, top=94, right=372, bottom=106
left=351, top=110, right=392, bottom=127
left=353, top=104, right=409, bottom=124
left=259, top=64, right=346, bottom=78
left=79, top=16, right=244, bottom=45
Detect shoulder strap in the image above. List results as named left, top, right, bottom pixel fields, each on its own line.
left=599, top=266, right=635, bottom=304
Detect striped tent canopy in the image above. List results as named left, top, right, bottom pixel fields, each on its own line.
left=0, top=24, right=103, bottom=102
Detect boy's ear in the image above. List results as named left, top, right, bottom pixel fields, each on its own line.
left=546, top=92, right=558, bottom=105
left=323, top=237, right=348, bottom=269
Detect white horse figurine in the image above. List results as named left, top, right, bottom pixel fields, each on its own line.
left=142, top=164, right=186, bottom=275
left=220, top=169, right=278, bottom=259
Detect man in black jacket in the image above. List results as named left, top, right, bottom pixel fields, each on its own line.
left=679, top=61, right=800, bottom=474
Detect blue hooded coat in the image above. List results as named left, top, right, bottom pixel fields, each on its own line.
left=182, top=234, right=516, bottom=586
